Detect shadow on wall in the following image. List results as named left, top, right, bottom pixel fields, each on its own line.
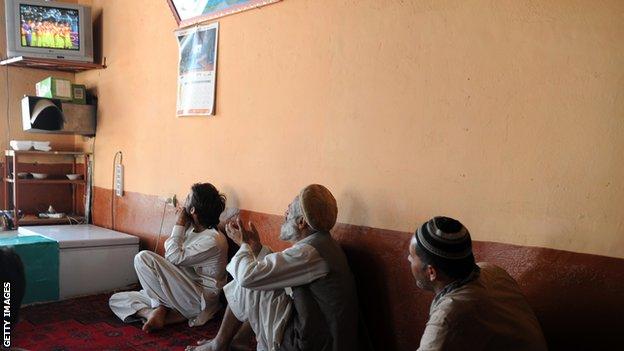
left=339, top=189, right=370, bottom=227
left=219, top=184, right=240, bottom=209
left=473, top=241, right=624, bottom=350
left=334, top=222, right=445, bottom=351
left=92, top=8, right=104, bottom=64
left=336, top=188, right=417, bottom=350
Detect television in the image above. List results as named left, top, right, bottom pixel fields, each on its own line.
left=4, top=0, right=93, bottom=62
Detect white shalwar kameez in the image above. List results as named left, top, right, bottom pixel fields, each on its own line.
left=109, top=225, right=228, bottom=327
left=224, top=235, right=329, bottom=351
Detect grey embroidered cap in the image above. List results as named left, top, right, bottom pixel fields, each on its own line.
left=416, top=217, right=472, bottom=260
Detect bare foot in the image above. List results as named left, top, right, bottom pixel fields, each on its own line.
left=142, top=306, right=167, bottom=332
left=192, top=337, right=248, bottom=350
left=187, top=307, right=244, bottom=351
left=185, top=338, right=228, bottom=351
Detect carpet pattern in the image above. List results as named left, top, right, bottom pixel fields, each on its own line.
left=12, top=293, right=249, bottom=351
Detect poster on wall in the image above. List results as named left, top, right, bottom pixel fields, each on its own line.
left=167, top=0, right=282, bottom=28
left=175, top=22, right=218, bottom=117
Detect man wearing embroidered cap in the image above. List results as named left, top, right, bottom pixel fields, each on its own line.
left=408, top=216, right=548, bottom=350
left=188, top=184, right=359, bottom=351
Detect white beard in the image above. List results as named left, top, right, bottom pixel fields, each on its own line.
left=279, top=219, right=301, bottom=241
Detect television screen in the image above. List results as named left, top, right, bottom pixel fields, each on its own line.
left=19, top=3, right=79, bottom=51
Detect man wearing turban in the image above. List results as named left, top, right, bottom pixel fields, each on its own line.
left=188, top=184, right=358, bottom=351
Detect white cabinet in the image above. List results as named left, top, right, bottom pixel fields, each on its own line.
left=18, top=224, right=139, bottom=299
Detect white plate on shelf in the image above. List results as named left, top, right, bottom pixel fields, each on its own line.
left=9, top=140, right=33, bottom=151
left=31, top=173, right=48, bottom=179
left=66, top=174, right=83, bottom=180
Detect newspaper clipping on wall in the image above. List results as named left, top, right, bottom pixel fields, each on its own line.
left=175, top=22, right=218, bottom=116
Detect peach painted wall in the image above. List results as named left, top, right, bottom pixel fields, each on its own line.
left=77, top=0, right=624, bottom=258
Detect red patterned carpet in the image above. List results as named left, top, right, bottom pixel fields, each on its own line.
left=12, top=293, right=252, bottom=351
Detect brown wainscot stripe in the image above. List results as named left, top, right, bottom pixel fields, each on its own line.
left=92, top=186, right=624, bottom=351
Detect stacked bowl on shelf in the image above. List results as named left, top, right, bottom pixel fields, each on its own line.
left=9, top=140, right=51, bottom=151
left=34, top=141, right=52, bottom=151
left=9, top=140, right=53, bottom=180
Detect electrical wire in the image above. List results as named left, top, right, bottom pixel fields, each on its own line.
left=67, top=214, right=85, bottom=225
left=153, top=202, right=168, bottom=253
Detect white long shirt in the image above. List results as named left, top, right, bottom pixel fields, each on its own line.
left=418, top=263, right=547, bottom=351
left=226, top=233, right=330, bottom=350
left=164, top=225, right=229, bottom=297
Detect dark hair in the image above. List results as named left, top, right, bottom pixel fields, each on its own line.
left=189, top=183, right=226, bottom=229
left=414, top=217, right=476, bottom=280
left=414, top=244, right=475, bottom=280
left=0, top=247, right=26, bottom=325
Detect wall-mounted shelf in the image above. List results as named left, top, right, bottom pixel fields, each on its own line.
left=3, top=150, right=90, bottom=228
left=18, top=214, right=85, bottom=226
left=5, top=178, right=86, bottom=185
left=5, top=150, right=91, bottom=156
left=0, top=56, right=105, bottom=72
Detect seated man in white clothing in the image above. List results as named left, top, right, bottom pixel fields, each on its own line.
left=109, top=183, right=229, bottom=332
left=408, top=216, right=548, bottom=350
left=187, top=184, right=359, bottom=351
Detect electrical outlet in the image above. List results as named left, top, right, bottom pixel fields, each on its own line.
left=114, top=164, right=124, bottom=197
left=166, top=194, right=177, bottom=207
